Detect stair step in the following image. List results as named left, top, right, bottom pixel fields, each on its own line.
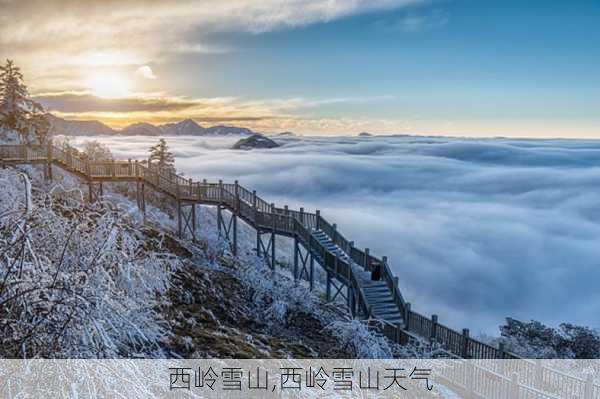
left=383, top=318, right=405, bottom=325
left=374, top=311, right=403, bottom=319
left=364, top=289, right=390, bottom=294
left=364, top=292, right=390, bottom=298
left=372, top=306, right=399, bottom=314
left=370, top=299, right=397, bottom=307
left=363, top=287, right=390, bottom=294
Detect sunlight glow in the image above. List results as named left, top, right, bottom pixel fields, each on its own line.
left=86, top=72, right=132, bottom=98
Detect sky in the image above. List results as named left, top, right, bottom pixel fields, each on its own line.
left=68, top=134, right=600, bottom=334
left=2, top=0, right=600, bottom=137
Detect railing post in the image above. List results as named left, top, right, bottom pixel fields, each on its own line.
left=315, top=209, right=321, bottom=230
left=46, top=142, right=53, bottom=180
left=284, top=205, right=290, bottom=231
left=498, top=342, right=506, bottom=373
left=364, top=248, right=370, bottom=271
left=112, top=160, right=116, bottom=178
left=252, top=190, right=257, bottom=223
left=189, top=178, right=193, bottom=198
left=462, top=328, right=470, bottom=358
left=234, top=180, right=240, bottom=212
left=534, top=359, right=543, bottom=389
left=270, top=202, right=276, bottom=269
left=465, top=361, right=475, bottom=396
left=293, top=232, right=299, bottom=282
left=332, top=223, right=337, bottom=243
left=128, top=158, right=132, bottom=176
left=584, top=373, right=594, bottom=399
left=404, top=302, right=411, bottom=330
left=431, top=314, right=438, bottom=342
left=219, top=179, right=223, bottom=202
left=510, top=373, right=520, bottom=399
left=299, top=207, right=304, bottom=225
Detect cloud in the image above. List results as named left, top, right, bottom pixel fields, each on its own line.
left=135, top=66, right=156, bottom=80
left=66, top=134, right=600, bottom=335
left=375, top=9, right=448, bottom=33
left=34, top=91, right=408, bottom=132
left=174, top=43, right=233, bottom=54
left=2, top=0, right=424, bottom=91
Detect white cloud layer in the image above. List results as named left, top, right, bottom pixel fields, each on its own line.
left=1, top=0, right=422, bottom=90
left=67, top=134, right=600, bottom=335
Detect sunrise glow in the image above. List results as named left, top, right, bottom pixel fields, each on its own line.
left=86, top=72, right=131, bottom=98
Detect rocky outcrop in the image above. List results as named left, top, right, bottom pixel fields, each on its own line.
left=232, top=134, right=280, bottom=150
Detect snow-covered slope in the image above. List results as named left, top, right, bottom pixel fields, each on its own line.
left=0, top=164, right=418, bottom=359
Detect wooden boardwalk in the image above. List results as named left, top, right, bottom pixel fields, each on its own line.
left=0, top=143, right=515, bottom=359
left=4, top=143, right=600, bottom=399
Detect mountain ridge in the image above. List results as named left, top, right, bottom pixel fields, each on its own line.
left=47, top=114, right=260, bottom=137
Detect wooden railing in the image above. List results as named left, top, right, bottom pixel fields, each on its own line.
left=0, top=143, right=577, bottom=364
left=437, top=359, right=599, bottom=399
left=0, top=142, right=510, bottom=359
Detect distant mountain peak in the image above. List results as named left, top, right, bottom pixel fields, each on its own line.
left=159, top=119, right=205, bottom=136
left=46, top=114, right=258, bottom=137
left=46, top=113, right=116, bottom=136
left=120, top=122, right=163, bottom=136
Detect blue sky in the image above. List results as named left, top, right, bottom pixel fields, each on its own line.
left=3, top=0, right=600, bottom=136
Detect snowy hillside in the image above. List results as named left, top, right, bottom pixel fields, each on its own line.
left=0, top=163, right=427, bottom=359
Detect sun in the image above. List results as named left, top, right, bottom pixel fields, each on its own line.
left=86, top=72, right=131, bottom=98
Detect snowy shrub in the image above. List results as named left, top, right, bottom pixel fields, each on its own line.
left=80, top=140, right=114, bottom=161
left=0, top=168, right=181, bottom=358
left=491, top=318, right=600, bottom=359
left=325, top=319, right=393, bottom=358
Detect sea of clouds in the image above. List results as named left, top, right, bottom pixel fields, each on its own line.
left=68, top=134, right=600, bottom=335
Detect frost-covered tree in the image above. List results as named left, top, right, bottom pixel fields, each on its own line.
left=498, top=318, right=600, bottom=359
left=82, top=140, right=113, bottom=161
left=0, top=59, right=48, bottom=144
left=148, top=138, right=175, bottom=171
left=29, top=112, right=51, bottom=144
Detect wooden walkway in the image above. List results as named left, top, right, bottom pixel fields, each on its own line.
left=0, top=143, right=514, bottom=360
left=4, top=143, right=600, bottom=399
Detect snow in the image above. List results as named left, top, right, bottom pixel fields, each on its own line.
left=0, top=167, right=182, bottom=358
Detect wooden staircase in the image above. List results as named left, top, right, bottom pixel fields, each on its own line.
left=311, top=229, right=405, bottom=326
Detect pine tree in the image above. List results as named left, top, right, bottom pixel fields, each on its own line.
left=148, top=138, right=175, bottom=172
left=0, top=59, right=48, bottom=144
